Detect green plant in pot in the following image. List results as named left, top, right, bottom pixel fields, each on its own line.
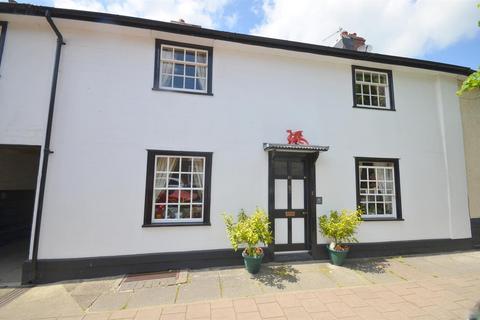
left=318, top=209, right=363, bottom=266
left=223, top=208, right=273, bottom=274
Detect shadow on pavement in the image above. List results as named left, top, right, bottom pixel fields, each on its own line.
left=251, top=265, right=300, bottom=289
left=344, top=258, right=390, bottom=274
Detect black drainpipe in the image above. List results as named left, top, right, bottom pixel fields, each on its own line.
left=30, top=11, right=65, bottom=283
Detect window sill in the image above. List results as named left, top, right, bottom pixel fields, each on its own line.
left=362, top=218, right=404, bottom=222
left=152, top=87, right=213, bottom=96
left=352, top=105, right=396, bottom=112
left=142, top=222, right=211, bottom=227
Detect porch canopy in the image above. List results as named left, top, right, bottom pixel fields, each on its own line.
left=263, top=143, right=329, bottom=153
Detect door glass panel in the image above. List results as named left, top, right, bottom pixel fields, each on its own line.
left=291, top=179, right=304, bottom=209
left=290, top=161, right=304, bottom=177
left=273, top=160, right=287, bottom=176
left=274, top=179, right=288, bottom=209
left=291, top=218, right=305, bottom=244
left=274, top=218, right=288, bottom=244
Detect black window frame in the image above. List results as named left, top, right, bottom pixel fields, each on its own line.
left=0, top=21, right=8, bottom=71
left=153, top=39, right=213, bottom=96
left=351, top=65, right=395, bottom=111
left=354, top=157, right=403, bottom=221
left=143, top=149, right=213, bottom=227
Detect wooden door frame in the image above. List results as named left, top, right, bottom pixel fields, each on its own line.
left=267, top=150, right=319, bottom=254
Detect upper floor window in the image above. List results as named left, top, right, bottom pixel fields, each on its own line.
left=355, top=157, right=402, bottom=220
left=0, top=22, right=8, bottom=70
left=153, top=40, right=213, bottom=95
left=352, top=66, right=395, bottom=110
left=144, top=150, right=212, bottom=226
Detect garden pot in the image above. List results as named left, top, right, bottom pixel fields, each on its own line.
left=326, top=245, right=349, bottom=266
left=242, top=250, right=264, bottom=274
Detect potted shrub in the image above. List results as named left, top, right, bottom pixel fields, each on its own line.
left=318, top=209, right=363, bottom=266
left=223, top=208, right=273, bottom=274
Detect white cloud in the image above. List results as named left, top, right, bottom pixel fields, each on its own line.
left=53, top=0, right=232, bottom=29
left=251, top=0, right=479, bottom=58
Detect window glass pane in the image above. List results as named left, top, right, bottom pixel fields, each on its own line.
left=179, top=190, right=191, bottom=203
left=180, top=174, right=191, bottom=188
left=368, top=203, right=376, bottom=214
left=192, top=205, right=202, bottom=218
left=181, top=158, right=192, bottom=172
left=197, top=51, right=207, bottom=63
left=360, top=168, right=367, bottom=180
left=162, top=47, right=173, bottom=59
left=193, top=158, right=204, bottom=171
left=355, top=84, right=361, bottom=93
left=168, top=189, right=179, bottom=203
left=196, top=78, right=206, bottom=91
left=192, top=190, right=203, bottom=203
left=155, top=204, right=166, bottom=219
left=385, top=203, right=393, bottom=214
left=155, top=173, right=168, bottom=188
left=185, top=50, right=195, bottom=62
left=185, top=77, right=195, bottom=89
left=161, top=62, right=173, bottom=74
left=355, top=71, right=363, bottom=81
left=192, top=174, right=204, bottom=188
left=196, top=66, right=207, bottom=78
left=185, top=65, right=195, bottom=77
left=161, top=74, right=172, bottom=87
left=385, top=169, right=393, bottom=180
left=380, top=74, right=387, bottom=84
left=180, top=205, right=191, bottom=218
left=168, top=157, right=180, bottom=171
left=363, top=95, right=370, bottom=105
left=174, top=64, right=185, bottom=75
left=379, top=97, right=386, bottom=107
left=377, top=203, right=384, bottom=214
left=168, top=174, right=179, bottom=187
left=364, top=73, right=371, bottom=82
left=167, top=205, right=179, bottom=219
left=356, top=95, right=363, bottom=105
left=174, top=76, right=184, bottom=88
left=378, top=86, right=386, bottom=96
left=371, top=86, right=378, bottom=95
left=372, top=73, right=379, bottom=83
left=155, top=190, right=167, bottom=203
left=174, top=48, right=184, bottom=61
left=372, top=96, right=378, bottom=106
left=156, top=157, right=168, bottom=171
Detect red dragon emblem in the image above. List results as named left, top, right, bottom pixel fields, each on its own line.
left=286, top=130, right=309, bottom=145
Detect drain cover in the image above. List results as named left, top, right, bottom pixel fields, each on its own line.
left=0, top=288, right=29, bottom=308
left=124, top=270, right=178, bottom=282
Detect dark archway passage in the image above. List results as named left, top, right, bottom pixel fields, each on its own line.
left=0, top=145, right=40, bottom=286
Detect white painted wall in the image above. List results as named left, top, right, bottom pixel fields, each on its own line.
left=0, top=14, right=471, bottom=259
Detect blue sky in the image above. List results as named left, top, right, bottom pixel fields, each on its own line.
left=17, top=0, right=480, bottom=70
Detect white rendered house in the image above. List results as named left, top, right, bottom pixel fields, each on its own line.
left=0, top=3, right=475, bottom=284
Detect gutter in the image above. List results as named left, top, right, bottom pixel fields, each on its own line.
left=0, top=3, right=474, bottom=76
left=29, top=11, right=65, bottom=283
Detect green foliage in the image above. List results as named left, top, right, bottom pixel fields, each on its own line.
left=318, top=209, right=363, bottom=247
left=223, top=208, right=273, bottom=257
left=457, top=4, right=480, bottom=96
left=457, top=70, right=480, bottom=96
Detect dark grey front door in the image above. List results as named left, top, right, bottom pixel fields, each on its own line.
left=269, top=153, right=310, bottom=251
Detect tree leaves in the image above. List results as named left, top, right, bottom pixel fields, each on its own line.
left=318, top=209, right=363, bottom=247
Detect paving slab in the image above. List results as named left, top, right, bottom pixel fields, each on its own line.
left=126, top=285, right=177, bottom=309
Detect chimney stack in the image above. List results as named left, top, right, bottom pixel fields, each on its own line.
left=334, top=31, right=369, bottom=51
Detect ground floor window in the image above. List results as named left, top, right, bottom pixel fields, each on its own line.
left=144, top=150, right=212, bottom=226
left=355, top=157, right=402, bottom=220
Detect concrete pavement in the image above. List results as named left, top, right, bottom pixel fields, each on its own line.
left=0, top=250, right=479, bottom=319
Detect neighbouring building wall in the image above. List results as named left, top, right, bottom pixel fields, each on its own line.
left=459, top=84, right=480, bottom=245
left=0, top=14, right=473, bottom=260
left=459, top=86, right=480, bottom=219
